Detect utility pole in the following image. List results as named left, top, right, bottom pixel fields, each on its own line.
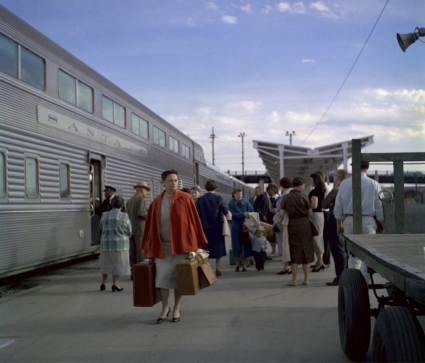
left=209, top=127, right=217, bottom=165
left=238, top=132, right=246, bottom=181
left=286, top=131, right=296, bottom=145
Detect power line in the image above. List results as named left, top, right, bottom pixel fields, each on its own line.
left=299, top=0, right=390, bottom=146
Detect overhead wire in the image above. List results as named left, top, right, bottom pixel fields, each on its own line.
left=299, top=0, right=390, bottom=146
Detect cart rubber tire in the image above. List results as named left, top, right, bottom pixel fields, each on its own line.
left=338, top=268, right=371, bottom=361
left=373, top=306, right=425, bottom=362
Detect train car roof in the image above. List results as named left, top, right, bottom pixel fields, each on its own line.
left=0, top=5, right=192, bottom=144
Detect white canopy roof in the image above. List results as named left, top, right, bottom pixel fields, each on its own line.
left=253, top=136, right=374, bottom=184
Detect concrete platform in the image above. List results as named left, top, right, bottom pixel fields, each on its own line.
left=0, top=242, right=381, bottom=363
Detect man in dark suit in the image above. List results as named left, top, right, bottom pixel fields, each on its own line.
left=97, top=185, right=125, bottom=219
left=253, top=186, right=273, bottom=260
left=253, top=186, right=268, bottom=222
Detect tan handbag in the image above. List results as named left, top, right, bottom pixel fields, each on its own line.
left=222, top=219, right=230, bottom=237
left=199, top=262, right=217, bottom=289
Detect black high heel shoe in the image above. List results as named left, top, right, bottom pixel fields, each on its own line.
left=111, top=285, right=124, bottom=292
left=311, top=265, right=325, bottom=272
left=172, top=311, right=181, bottom=323
left=100, top=284, right=105, bottom=291
left=157, top=308, right=171, bottom=324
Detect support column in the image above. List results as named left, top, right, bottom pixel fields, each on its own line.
left=342, top=142, right=348, bottom=170
left=278, top=145, right=285, bottom=178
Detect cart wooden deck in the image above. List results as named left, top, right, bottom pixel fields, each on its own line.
left=342, top=233, right=425, bottom=306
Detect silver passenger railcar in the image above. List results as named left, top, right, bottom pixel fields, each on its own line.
left=0, top=6, right=253, bottom=278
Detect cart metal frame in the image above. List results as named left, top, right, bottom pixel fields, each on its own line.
left=338, top=140, right=425, bottom=362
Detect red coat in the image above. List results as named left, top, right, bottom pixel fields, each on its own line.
left=141, top=190, right=208, bottom=258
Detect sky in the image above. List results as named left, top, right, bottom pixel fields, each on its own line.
left=1, top=0, right=424, bottom=176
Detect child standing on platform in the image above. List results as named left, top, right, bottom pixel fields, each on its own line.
left=250, top=226, right=268, bottom=271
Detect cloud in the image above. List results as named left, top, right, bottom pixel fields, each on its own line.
left=309, top=1, right=339, bottom=19
left=276, top=2, right=291, bottom=13
left=163, top=87, right=425, bottom=172
left=302, top=59, right=315, bottom=63
left=274, top=1, right=339, bottom=18
left=267, top=111, right=281, bottom=124
left=240, top=4, right=253, bottom=13
left=276, top=2, right=306, bottom=14
left=226, top=100, right=262, bottom=113
left=221, top=15, right=238, bottom=24
left=206, top=2, right=219, bottom=11
left=261, top=5, right=273, bottom=14
left=293, top=2, right=307, bottom=14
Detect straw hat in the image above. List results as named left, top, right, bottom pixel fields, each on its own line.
left=133, top=181, right=150, bottom=191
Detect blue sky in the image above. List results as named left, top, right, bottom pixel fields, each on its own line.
left=1, top=0, right=424, bottom=174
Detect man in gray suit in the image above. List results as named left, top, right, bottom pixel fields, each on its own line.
left=126, top=181, right=150, bottom=276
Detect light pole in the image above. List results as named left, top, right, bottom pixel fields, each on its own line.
left=209, top=127, right=217, bottom=165
left=238, top=133, right=246, bottom=181
left=286, top=131, right=295, bottom=145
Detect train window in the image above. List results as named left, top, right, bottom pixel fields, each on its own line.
left=59, top=71, right=75, bottom=104
left=153, top=126, right=165, bottom=147
left=21, top=47, right=45, bottom=90
left=59, top=70, right=93, bottom=112
left=77, top=81, right=93, bottom=112
left=182, top=144, right=190, bottom=159
left=59, top=163, right=70, bottom=198
left=102, top=95, right=125, bottom=128
left=0, top=33, right=45, bottom=90
left=0, top=152, right=5, bottom=197
left=131, top=113, right=148, bottom=139
left=25, top=157, right=39, bottom=199
left=169, top=136, right=179, bottom=154
left=0, top=33, right=18, bottom=78
left=114, top=103, right=125, bottom=128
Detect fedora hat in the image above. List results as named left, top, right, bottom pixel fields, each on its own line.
left=133, top=181, right=150, bottom=191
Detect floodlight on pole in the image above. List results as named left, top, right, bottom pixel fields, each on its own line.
left=286, top=131, right=296, bottom=145
left=397, top=27, right=425, bottom=52
left=209, top=127, right=217, bottom=165
left=238, top=132, right=246, bottom=181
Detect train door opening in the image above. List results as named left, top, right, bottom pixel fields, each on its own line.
left=89, top=154, right=104, bottom=245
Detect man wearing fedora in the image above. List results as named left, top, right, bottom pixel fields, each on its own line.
left=126, top=181, right=150, bottom=272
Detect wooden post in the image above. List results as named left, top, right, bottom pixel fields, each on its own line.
left=352, top=139, right=362, bottom=234
left=393, top=160, right=405, bottom=234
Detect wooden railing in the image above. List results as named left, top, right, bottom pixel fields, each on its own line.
left=351, top=139, right=425, bottom=234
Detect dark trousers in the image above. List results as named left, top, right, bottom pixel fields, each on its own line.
left=323, top=211, right=331, bottom=265
left=253, top=250, right=265, bottom=270
left=325, top=214, right=346, bottom=281
left=129, top=235, right=143, bottom=267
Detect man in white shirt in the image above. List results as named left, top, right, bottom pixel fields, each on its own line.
left=334, top=161, right=386, bottom=283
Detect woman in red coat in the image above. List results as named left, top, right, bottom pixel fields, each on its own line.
left=141, top=170, right=207, bottom=323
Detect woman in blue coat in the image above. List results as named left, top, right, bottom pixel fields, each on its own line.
left=196, top=180, right=231, bottom=276
left=228, top=188, right=254, bottom=272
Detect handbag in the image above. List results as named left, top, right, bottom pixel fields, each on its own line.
left=310, top=220, right=319, bottom=236
left=222, top=218, right=230, bottom=237
left=199, top=262, right=218, bottom=289
left=239, top=230, right=251, bottom=245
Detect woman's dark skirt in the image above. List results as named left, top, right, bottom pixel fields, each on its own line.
left=203, top=226, right=227, bottom=259
left=288, top=217, right=315, bottom=265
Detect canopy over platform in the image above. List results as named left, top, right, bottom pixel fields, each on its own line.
left=253, top=136, right=374, bottom=184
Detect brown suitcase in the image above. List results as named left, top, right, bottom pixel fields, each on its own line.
left=175, top=257, right=209, bottom=295
left=133, top=262, right=160, bottom=307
